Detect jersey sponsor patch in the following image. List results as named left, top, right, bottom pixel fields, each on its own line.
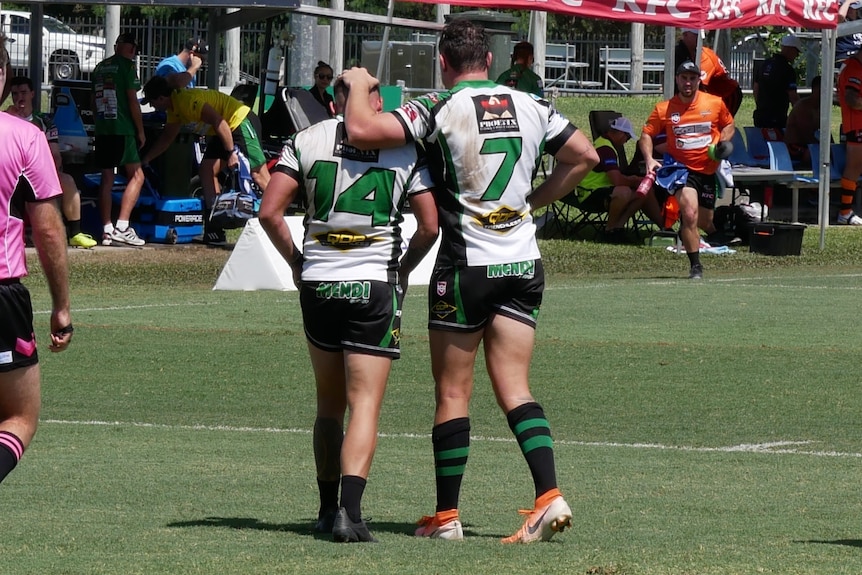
left=335, top=124, right=380, bottom=162
left=476, top=206, right=525, bottom=232
left=474, top=95, right=519, bottom=134
left=313, top=229, right=381, bottom=251
left=315, top=280, right=372, bottom=300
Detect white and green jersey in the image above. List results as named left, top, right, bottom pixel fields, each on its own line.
left=275, top=117, right=434, bottom=283
left=393, top=80, right=576, bottom=267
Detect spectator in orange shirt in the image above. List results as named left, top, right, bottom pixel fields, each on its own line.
left=837, top=50, right=862, bottom=225
left=639, top=61, right=735, bottom=280
left=674, top=28, right=743, bottom=116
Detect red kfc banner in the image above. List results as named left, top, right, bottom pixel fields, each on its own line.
left=403, top=0, right=839, bottom=29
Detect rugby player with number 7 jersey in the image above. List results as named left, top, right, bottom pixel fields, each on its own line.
left=341, top=18, right=599, bottom=544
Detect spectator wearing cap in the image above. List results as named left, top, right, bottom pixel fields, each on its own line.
left=753, top=34, right=802, bottom=131
left=674, top=28, right=743, bottom=116
left=639, top=61, right=735, bottom=279
left=155, top=38, right=208, bottom=89
left=90, top=32, right=147, bottom=247
left=836, top=47, right=862, bottom=225
left=495, top=41, right=543, bottom=97
left=576, top=116, right=644, bottom=243
left=837, top=0, right=862, bottom=63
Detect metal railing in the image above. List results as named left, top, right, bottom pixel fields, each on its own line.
left=53, top=17, right=769, bottom=95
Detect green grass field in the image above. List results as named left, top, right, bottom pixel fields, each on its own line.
left=4, top=232, right=862, bottom=575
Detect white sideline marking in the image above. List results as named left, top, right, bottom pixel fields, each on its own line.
left=33, top=302, right=212, bottom=315
left=41, top=419, right=862, bottom=458
left=27, top=272, right=862, bottom=315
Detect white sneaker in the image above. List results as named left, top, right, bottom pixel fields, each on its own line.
left=101, top=232, right=112, bottom=247
left=110, top=226, right=145, bottom=246
left=837, top=211, right=862, bottom=226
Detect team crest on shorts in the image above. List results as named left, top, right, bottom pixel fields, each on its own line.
left=436, top=281, right=447, bottom=296
left=671, top=112, right=681, bottom=124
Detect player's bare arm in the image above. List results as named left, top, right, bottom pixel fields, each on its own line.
left=341, top=67, right=407, bottom=150
left=528, top=129, right=599, bottom=210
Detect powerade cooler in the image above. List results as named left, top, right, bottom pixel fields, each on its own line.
left=81, top=173, right=204, bottom=244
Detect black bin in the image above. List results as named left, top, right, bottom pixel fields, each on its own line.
left=749, top=223, right=806, bottom=256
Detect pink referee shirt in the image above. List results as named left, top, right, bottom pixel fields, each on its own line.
left=0, top=113, right=63, bottom=280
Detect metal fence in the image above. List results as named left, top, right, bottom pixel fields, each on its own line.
left=57, top=16, right=763, bottom=93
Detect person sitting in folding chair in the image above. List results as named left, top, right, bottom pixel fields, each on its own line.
left=577, top=116, right=644, bottom=243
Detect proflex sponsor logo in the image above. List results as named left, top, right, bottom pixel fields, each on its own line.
left=474, top=94, right=519, bottom=134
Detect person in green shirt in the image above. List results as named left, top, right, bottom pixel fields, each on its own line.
left=140, top=76, right=271, bottom=245
left=496, top=41, right=543, bottom=97
left=91, top=32, right=147, bottom=247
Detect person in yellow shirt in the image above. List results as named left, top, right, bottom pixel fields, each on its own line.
left=141, top=76, right=271, bottom=244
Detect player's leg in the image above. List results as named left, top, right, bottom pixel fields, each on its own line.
left=338, top=350, right=391, bottom=520
left=306, top=342, right=346, bottom=533
left=0, top=366, right=40, bottom=485
left=328, top=281, right=399, bottom=543
left=0, top=283, right=43, bottom=485
left=485, top=272, right=571, bottom=544
left=416, top=329, right=479, bottom=539
left=677, top=185, right=703, bottom=279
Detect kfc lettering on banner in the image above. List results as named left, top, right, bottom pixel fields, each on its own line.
left=405, top=0, right=839, bottom=29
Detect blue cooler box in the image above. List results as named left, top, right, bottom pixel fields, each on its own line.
left=82, top=174, right=204, bottom=244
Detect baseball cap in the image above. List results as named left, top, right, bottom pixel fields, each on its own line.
left=681, top=28, right=700, bottom=35
left=676, top=60, right=700, bottom=75
left=115, top=32, right=138, bottom=46
left=781, top=34, right=803, bottom=51
left=184, top=38, right=209, bottom=55
left=140, top=75, right=172, bottom=105
left=609, top=117, right=637, bottom=140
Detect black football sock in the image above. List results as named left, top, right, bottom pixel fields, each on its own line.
left=432, top=417, right=470, bottom=512
left=339, top=475, right=366, bottom=523
left=506, top=402, right=558, bottom=498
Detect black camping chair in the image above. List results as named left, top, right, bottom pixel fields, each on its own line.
left=261, top=87, right=331, bottom=146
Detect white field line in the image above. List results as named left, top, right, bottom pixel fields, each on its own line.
left=28, top=272, right=862, bottom=315
left=41, top=419, right=862, bottom=459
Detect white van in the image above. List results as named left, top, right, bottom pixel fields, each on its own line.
left=0, top=10, right=106, bottom=80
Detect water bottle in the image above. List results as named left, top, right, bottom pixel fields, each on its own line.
left=636, top=171, right=656, bottom=197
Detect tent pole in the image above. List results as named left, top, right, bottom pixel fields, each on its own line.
left=377, top=0, right=396, bottom=82
left=819, top=28, right=835, bottom=250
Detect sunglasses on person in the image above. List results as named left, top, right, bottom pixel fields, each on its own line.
left=317, top=74, right=333, bottom=80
